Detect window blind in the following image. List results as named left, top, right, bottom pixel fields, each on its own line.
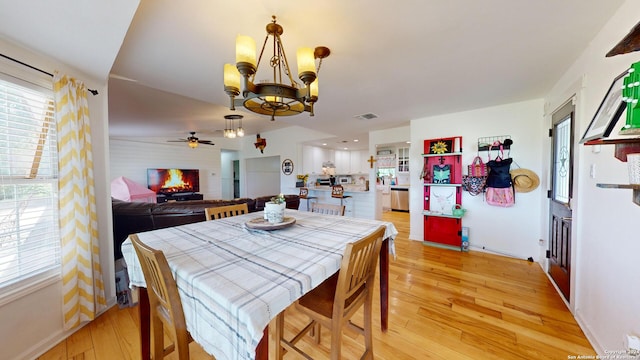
left=0, top=72, right=60, bottom=290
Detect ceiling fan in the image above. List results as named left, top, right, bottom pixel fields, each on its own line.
left=168, top=132, right=215, bottom=148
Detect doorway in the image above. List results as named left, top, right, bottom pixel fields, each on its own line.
left=548, top=100, right=574, bottom=302
left=233, top=160, right=240, bottom=198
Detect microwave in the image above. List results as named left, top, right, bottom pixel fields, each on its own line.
left=338, top=176, right=351, bottom=184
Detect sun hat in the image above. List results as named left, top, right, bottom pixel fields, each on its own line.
left=510, top=168, right=540, bottom=193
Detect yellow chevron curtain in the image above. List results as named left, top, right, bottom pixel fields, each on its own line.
left=53, top=73, right=106, bottom=330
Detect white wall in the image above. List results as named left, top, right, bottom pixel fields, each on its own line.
left=408, top=100, right=546, bottom=261
left=236, top=126, right=337, bottom=197
left=109, top=138, right=227, bottom=200
left=0, top=38, right=114, bottom=359
left=245, top=156, right=280, bottom=198
left=544, top=0, right=640, bottom=354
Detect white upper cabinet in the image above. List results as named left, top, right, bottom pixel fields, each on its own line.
left=303, top=146, right=368, bottom=175
left=335, top=150, right=350, bottom=174
left=398, top=147, right=409, bottom=172
left=350, top=150, right=369, bottom=174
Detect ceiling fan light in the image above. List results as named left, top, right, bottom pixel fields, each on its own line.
left=188, top=141, right=198, bottom=149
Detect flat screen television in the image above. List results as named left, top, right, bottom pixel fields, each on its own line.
left=147, top=168, right=200, bottom=195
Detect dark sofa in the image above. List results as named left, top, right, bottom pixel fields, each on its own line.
left=112, top=195, right=299, bottom=260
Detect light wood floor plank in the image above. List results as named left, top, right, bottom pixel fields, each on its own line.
left=37, top=211, right=594, bottom=359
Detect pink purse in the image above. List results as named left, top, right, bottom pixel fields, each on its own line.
left=468, top=156, right=488, bottom=177
left=485, top=187, right=515, bottom=207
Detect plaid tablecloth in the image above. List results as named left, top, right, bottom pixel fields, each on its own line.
left=121, top=209, right=397, bottom=360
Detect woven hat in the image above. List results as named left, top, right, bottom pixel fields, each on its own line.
left=510, top=168, right=540, bottom=193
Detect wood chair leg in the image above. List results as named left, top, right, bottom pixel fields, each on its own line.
left=329, top=326, right=342, bottom=360
left=275, top=312, right=285, bottom=360
left=151, top=317, right=164, bottom=360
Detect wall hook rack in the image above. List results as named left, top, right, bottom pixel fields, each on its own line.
left=478, top=135, right=512, bottom=152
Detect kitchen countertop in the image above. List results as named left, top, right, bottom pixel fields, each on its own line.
left=309, top=185, right=369, bottom=193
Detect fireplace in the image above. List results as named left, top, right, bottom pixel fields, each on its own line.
left=147, top=168, right=200, bottom=195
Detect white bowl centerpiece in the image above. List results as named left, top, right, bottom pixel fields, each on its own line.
left=264, top=193, right=286, bottom=224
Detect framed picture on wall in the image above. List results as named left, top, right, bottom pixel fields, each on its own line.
left=428, top=186, right=456, bottom=215
left=281, top=158, right=294, bottom=175
left=579, top=70, right=627, bottom=143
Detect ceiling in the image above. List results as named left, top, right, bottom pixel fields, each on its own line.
left=0, top=0, right=627, bottom=150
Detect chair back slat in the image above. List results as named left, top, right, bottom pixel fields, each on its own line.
left=339, top=227, right=384, bottom=302
left=205, top=203, right=249, bottom=220
left=310, top=203, right=345, bottom=216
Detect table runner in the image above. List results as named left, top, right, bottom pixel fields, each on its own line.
left=122, top=209, right=397, bottom=360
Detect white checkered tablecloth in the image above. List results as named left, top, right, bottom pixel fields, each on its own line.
left=121, top=209, right=397, bottom=360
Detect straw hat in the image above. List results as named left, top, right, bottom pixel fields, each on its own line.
left=510, top=168, right=540, bottom=193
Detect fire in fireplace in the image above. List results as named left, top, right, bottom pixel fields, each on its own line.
left=147, top=168, right=200, bottom=194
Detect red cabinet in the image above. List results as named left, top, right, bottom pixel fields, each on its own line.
left=422, top=136, right=463, bottom=250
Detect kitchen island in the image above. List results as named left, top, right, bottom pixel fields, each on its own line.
left=306, top=185, right=374, bottom=218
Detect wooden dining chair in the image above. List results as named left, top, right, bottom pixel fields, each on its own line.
left=275, top=226, right=386, bottom=360
left=205, top=203, right=249, bottom=220
left=130, top=234, right=193, bottom=360
left=310, top=202, right=345, bottom=216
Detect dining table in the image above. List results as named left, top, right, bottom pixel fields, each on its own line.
left=121, top=208, right=397, bottom=360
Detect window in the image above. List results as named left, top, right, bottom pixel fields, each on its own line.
left=0, top=70, right=59, bottom=294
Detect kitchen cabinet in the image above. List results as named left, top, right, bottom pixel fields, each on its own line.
left=422, top=136, right=463, bottom=250
left=302, top=145, right=333, bottom=175
left=398, top=147, right=409, bottom=172
left=302, top=145, right=316, bottom=174
left=350, top=150, right=368, bottom=174
left=335, top=150, right=350, bottom=174
left=303, top=146, right=368, bottom=175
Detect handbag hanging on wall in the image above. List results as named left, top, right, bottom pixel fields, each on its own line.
left=485, top=142, right=515, bottom=207
left=468, top=156, right=488, bottom=177
left=462, top=155, right=488, bottom=195
left=462, top=175, right=486, bottom=196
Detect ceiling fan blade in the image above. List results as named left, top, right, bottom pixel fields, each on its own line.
left=167, top=139, right=187, bottom=142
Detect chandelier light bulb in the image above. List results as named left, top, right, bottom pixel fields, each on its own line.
left=223, top=63, right=241, bottom=90
left=236, top=35, right=256, bottom=67
left=297, top=47, right=316, bottom=84
left=310, top=78, right=319, bottom=98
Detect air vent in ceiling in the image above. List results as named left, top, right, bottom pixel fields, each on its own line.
left=354, top=113, right=379, bottom=120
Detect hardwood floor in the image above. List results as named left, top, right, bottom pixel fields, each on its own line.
left=38, top=211, right=594, bottom=359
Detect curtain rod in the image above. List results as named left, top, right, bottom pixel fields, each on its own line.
left=0, top=53, right=99, bottom=95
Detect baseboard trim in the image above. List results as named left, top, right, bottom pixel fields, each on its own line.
left=19, top=299, right=118, bottom=360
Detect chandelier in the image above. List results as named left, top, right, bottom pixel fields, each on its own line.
left=223, top=114, right=245, bottom=138
left=223, top=16, right=330, bottom=121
